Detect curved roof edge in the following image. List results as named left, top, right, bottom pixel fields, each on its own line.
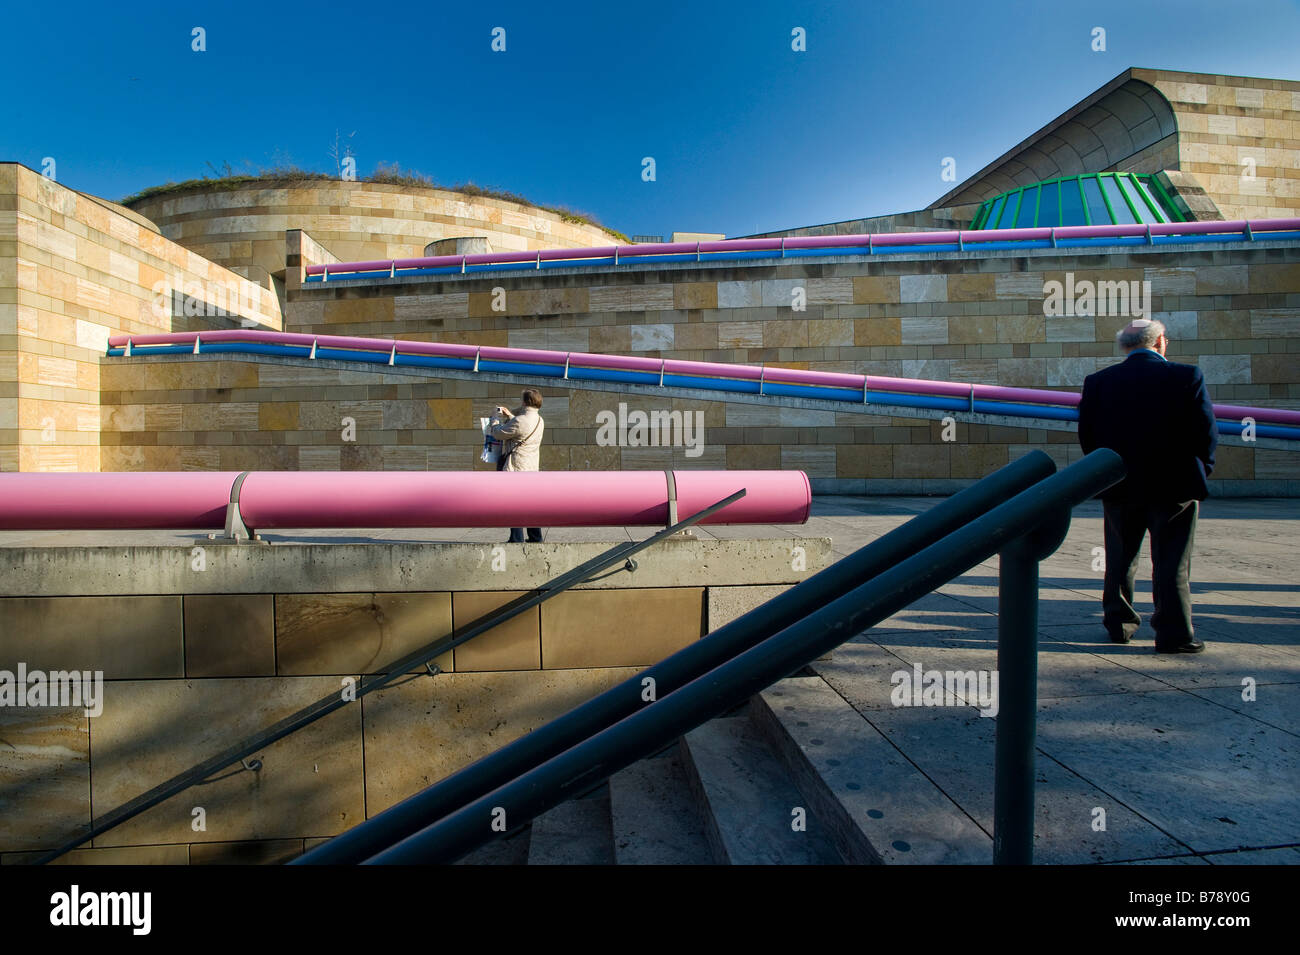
left=931, top=68, right=1178, bottom=209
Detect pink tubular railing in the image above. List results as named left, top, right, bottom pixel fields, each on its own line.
left=105, top=330, right=1300, bottom=429
left=303, top=217, right=1300, bottom=279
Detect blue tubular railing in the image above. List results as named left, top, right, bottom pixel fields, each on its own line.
left=106, top=333, right=1300, bottom=443
left=301, top=218, right=1300, bottom=283
left=310, top=450, right=1125, bottom=866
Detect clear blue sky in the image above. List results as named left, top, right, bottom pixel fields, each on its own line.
left=3, top=0, right=1298, bottom=239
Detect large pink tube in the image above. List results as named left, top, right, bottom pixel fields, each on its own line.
left=0, top=471, right=810, bottom=531
left=0, top=472, right=243, bottom=530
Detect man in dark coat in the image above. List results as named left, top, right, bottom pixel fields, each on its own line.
left=1077, top=318, right=1217, bottom=653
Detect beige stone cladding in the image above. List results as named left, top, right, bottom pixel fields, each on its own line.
left=1142, top=69, right=1300, bottom=222
left=147, top=242, right=1297, bottom=495
left=127, top=179, right=625, bottom=290
left=1, top=163, right=280, bottom=472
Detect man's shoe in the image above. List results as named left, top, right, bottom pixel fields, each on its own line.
left=1107, top=625, right=1138, bottom=644
left=1155, top=639, right=1205, bottom=654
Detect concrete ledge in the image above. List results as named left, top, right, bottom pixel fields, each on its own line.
left=0, top=537, right=831, bottom=597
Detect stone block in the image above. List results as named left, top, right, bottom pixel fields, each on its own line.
left=452, top=591, right=541, bottom=672
left=717, top=322, right=762, bottom=349
left=630, top=324, right=674, bottom=351
left=717, top=281, right=761, bottom=309
left=258, top=402, right=299, bottom=431
left=807, top=318, right=853, bottom=347
left=855, top=317, right=901, bottom=346
left=184, top=594, right=276, bottom=678
left=900, top=317, right=948, bottom=344
left=900, top=275, right=948, bottom=304
left=90, top=678, right=363, bottom=847
left=428, top=397, right=472, bottom=431
left=275, top=593, right=453, bottom=675
left=0, top=707, right=89, bottom=852
left=853, top=276, right=900, bottom=304
left=541, top=589, right=705, bottom=668
left=674, top=283, right=717, bottom=310
left=362, top=668, right=638, bottom=813
left=0, top=596, right=183, bottom=679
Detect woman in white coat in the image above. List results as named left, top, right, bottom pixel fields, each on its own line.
left=492, top=388, right=545, bottom=543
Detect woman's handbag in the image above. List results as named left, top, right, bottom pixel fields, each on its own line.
left=499, top=414, right=542, bottom=469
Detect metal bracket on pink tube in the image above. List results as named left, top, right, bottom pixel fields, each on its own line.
left=207, top=471, right=264, bottom=545
left=665, top=471, right=678, bottom=527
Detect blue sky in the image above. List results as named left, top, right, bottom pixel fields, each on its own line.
left=3, top=0, right=1298, bottom=239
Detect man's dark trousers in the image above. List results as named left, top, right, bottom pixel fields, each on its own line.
left=1102, top=499, right=1198, bottom=646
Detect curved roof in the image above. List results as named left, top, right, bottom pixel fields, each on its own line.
left=933, top=71, right=1179, bottom=208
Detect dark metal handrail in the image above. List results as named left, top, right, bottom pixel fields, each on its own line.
left=359, top=449, right=1123, bottom=864
left=30, top=488, right=746, bottom=866
left=297, top=450, right=1059, bottom=865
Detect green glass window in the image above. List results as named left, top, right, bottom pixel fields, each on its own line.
left=1014, top=186, right=1039, bottom=228
left=1081, top=177, right=1110, bottom=225
left=998, top=191, right=1022, bottom=228
left=1060, top=178, right=1085, bottom=225
left=983, top=195, right=1005, bottom=230
left=1129, top=177, right=1168, bottom=223
left=1037, top=181, right=1061, bottom=227
left=1100, top=176, right=1137, bottom=224
left=970, top=174, right=1186, bottom=229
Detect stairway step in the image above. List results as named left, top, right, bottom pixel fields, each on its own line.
left=609, top=751, right=712, bottom=865
left=454, top=826, right=531, bottom=865
left=525, top=784, right=615, bottom=865
left=680, top=717, right=841, bottom=865
left=754, top=676, right=991, bottom=864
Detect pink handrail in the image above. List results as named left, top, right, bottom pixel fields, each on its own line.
left=107, top=330, right=1300, bottom=427
left=303, top=217, right=1300, bottom=277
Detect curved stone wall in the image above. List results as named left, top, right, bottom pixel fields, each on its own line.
left=127, top=179, right=625, bottom=287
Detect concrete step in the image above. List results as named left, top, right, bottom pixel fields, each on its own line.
left=754, top=676, right=991, bottom=864
left=525, top=783, right=615, bottom=865
left=454, top=826, right=531, bottom=865
left=609, top=750, right=713, bottom=864
left=681, top=716, right=842, bottom=864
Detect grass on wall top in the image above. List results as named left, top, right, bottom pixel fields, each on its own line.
left=119, top=162, right=629, bottom=243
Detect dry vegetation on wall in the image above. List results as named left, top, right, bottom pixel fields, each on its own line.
left=119, top=161, right=630, bottom=242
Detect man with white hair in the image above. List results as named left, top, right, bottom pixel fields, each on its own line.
left=1077, top=318, right=1217, bottom=653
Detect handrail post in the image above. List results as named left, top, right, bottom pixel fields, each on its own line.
left=993, top=506, right=1070, bottom=865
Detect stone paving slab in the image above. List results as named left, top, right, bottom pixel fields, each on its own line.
left=814, top=643, right=1191, bottom=864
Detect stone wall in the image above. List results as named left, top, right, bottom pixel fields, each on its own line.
left=0, top=164, right=280, bottom=473
left=126, top=180, right=627, bottom=290
left=0, top=537, right=825, bottom=863
left=91, top=236, right=1297, bottom=492
left=1147, top=69, right=1300, bottom=222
